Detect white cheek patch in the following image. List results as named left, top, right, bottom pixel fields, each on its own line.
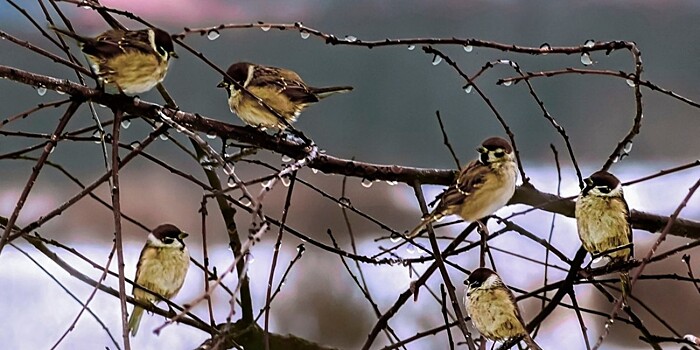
left=147, top=233, right=184, bottom=249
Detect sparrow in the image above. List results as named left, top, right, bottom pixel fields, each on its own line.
left=464, top=268, right=542, bottom=350
left=407, top=137, right=518, bottom=238
left=50, top=26, right=177, bottom=94
left=575, top=170, right=633, bottom=299
left=216, top=62, right=353, bottom=129
left=127, top=224, right=190, bottom=336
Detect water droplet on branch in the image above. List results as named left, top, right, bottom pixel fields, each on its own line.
left=281, top=155, right=293, bottom=163
left=463, top=45, right=473, bottom=52
left=121, top=119, right=131, bottom=129
left=36, top=86, right=47, bottom=96
left=260, top=25, right=271, bottom=32
left=580, top=53, right=593, bottom=66
left=207, top=30, right=220, bottom=40
left=300, top=31, right=310, bottom=40
left=584, top=39, right=596, bottom=48
left=539, top=43, right=551, bottom=55
left=464, top=84, right=473, bottom=94
left=432, top=55, right=442, bottom=66
left=345, top=35, right=357, bottom=42
left=361, top=178, right=373, bottom=188
left=407, top=45, right=415, bottom=51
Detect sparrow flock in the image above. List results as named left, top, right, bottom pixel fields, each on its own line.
left=51, top=26, right=636, bottom=348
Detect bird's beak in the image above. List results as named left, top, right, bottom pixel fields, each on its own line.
left=463, top=279, right=469, bottom=286
left=476, top=146, right=487, bottom=154
left=170, top=52, right=179, bottom=59
left=179, top=232, right=189, bottom=239
left=216, top=81, right=227, bottom=88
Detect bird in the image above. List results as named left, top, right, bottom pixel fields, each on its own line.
left=464, top=268, right=542, bottom=350
left=216, top=62, right=353, bottom=129
left=127, top=224, right=190, bottom=336
left=50, top=26, right=177, bottom=94
left=406, top=137, right=518, bottom=238
left=575, top=170, right=633, bottom=299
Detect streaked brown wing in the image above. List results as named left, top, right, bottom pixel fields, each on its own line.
left=82, top=29, right=153, bottom=59
left=434, top=160, right=488, bottom=213
left=252, top=67, right=318, bottom=104
left=622, top=195, right=634, bottom=257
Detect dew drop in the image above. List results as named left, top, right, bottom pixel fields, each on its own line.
left=300, top=31, right=310, bottom=40
left=539, top=43, right=551, bottom=55
left=207, top=30, right=220, bottom=41
left=154, top=121, right=163, bottom=129
left=130, top=141, right=141, bottom=149
left=612, top=155, right=620, bottom=163
left=432, top=55, right=442, bottom=66
left=390, top=232, right=402, bottom=243
left=281, top=155, right=293, bottom=163
left=463, top=45, right=473, bottom=52
left=262, top=179, right=274, bottom=190
left=297, top=243, right=306, bottom=254
left=345, top=35, right=357, bottom=43
left=92, top=130, right=102, bottom=143
left=626, top=78, right=635, bottom=87
left=36, top=85, right=47, bottom=96
left=502, top=80, right=513, bottom=87
left=386, top=180, right=398, bottom=186
left=260, top=25, right=271, bottom=32
left=623, top=141, right=633, bottom=153
left=49, top=146, right=55, bottom=153
left=584, top=39, right=595, bottom=48
left=338, top=197, right=352, bottom=208
left=407, top=45, right=415, bottom=51
left=240, top=197, right=251, bottom=207
left=159, top=133, right=169, bottom=141
left=406, top=244, right=416, bottom=254
left=56, top=88, right=66, bottom=95
left=281, top=176, right=291, bottom=187
left=121, top=119, right=131, bottom=129
left=682, top=254, right=691, bottom=263
left=580, top=53, right=593, bottom=66
left=227, top=176, right=236, bottom=188
left=206, top=132, right=217, bottom=139
left=463, top=84, right=473, bottom=94
left=361, top=178, right=373, bottom=188
left=311, top=168, right=319, bottom=174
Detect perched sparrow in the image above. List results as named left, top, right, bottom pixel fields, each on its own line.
left=465, top=268, right=542, bottom=350
left=51, top=26, right=177, bottom=94
left=575, top=171, right=633, bottom=298
left=407, top=137, right=518, bottom=238
left=216, top=62, right=353, bottom=129
left=127, top=224, right=190, bottom=336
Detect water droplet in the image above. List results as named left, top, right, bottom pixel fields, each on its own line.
left=406, top=244, right=416, bottom=254
left=338, top=197, right=352, bottom=208
left=260, top=25, right=271, bottom=32
left=432, top=55, right=442, bottom=66
left=36, top=86, right=47, bottom=96
left=682, top=254, right=691, bottom=263
left=130, top=141, right=141, bottom=149
left=282, top=155, right=293, bottom=163
left=246, top=252, right=255, bottom=263
left=311, top=168, right=318, bottom=174
left=159, top=133, right=169, bottom=141
left=262, top=179, right=273, bottom=190
left=199, top=155, right=210, bottom=166
left=502, top=80, right=513, bottom=87
left=361, top=178, right=373, bottom=188
left=49, top=146, right=55, bottom=153
left=206, top=132, right=217, bottom=139
left=121, top=119, right=131, bottom=129
left=539, top=43, right=551, bottom=55
left=386, top=180, right=398, bottom=186
left=407, top=45, right=415, bottom=51
left=345, top=35, right=357, bottom=42
left=497, top=59, right=511, bottom=65
left=463, top=84, right=473, bottom=94
left=227, top=176, right=236, bottom=188
left=281, top=176, right=291, bottom=187
left=92, top=130, right=102, bottom=143
left=580, top=53, right=593, bottom=66
left=207, top=30, right=220, bottom=41
left=463, top=45, right=473, bottom=52
left=612, top=155, right=620, bottom=163
left=623, top=141, right=633, bottom=153
left=584, top=39, right=595, bottom=48
left=390, top=232, right=402, bottom=243
left=300, top=31, right=310, bottom=40
left=154, top=121, right=163, bottom=129
left=297, top=243, right=306, bottom=254
left=56, top=88, right=66, bottom=95
left=240, top=197, right=251, bottom=207
left=626, top=78, right=635, bottom=87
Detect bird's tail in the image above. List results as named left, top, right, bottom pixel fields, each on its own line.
left=48, top=25, right=89, bottom=44
left=310, top=86, right=353, bottom=99
left=523, top=333, right=543, bottom=350
left=620, top=271, right=631, bottom=304
left=127, top=306, right=144, bottom=337
left=407, top=214, right=440, bottom=239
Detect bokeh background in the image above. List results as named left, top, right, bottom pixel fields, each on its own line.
left=1, top=1, right=700, bottom=349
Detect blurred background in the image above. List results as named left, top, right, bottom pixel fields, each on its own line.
left=1, top=0, right=700, bottom=349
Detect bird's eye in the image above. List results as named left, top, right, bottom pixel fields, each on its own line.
left=598, top=186, right=611, bottom=194
left=494, top=151, right=505, bottom=158
left=157, top=46, right=167, bottom=57
left=163, top=238, right=175, bottom=244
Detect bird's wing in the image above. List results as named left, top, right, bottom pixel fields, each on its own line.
left=622, top=195, right=634, bottom=257
left=81, top=29, right=153, bottom=59
left=252, top=67, right=319, bottom=104
left=432, top=160, right=488, bottom=214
